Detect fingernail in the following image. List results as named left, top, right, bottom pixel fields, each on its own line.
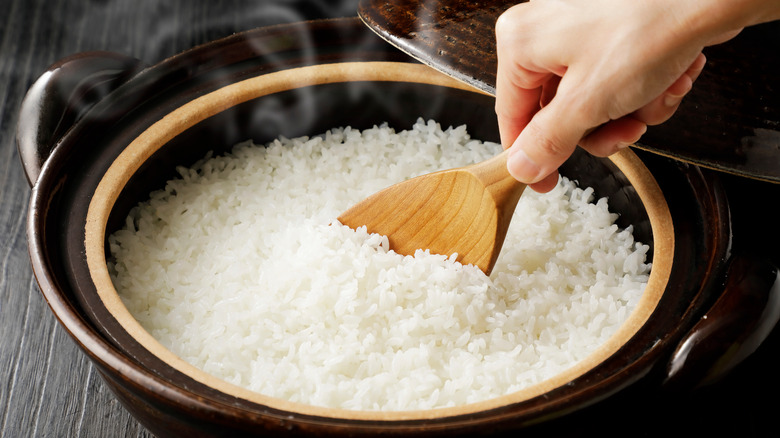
left=664, top=94, right=683, bottom=107
left=507, top=148, right=542, bottom=182
left=616, top=141, right=631, bottom=150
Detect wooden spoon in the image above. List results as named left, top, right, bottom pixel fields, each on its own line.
left=338, top=149, right=525, bottom=275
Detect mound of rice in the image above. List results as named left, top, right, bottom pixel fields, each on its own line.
left=108, top=118, right=650, bottom=411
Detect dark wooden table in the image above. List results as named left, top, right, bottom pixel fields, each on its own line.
left=2, top=1, right=779, bottom=437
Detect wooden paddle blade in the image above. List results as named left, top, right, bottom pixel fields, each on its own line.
left=338, top=169, right=505, bottom=274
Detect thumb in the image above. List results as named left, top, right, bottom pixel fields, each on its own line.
left=506, top=99, right=589, bottom=184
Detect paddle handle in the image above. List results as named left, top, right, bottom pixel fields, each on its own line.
left=468, top=148, right=527, bottom=213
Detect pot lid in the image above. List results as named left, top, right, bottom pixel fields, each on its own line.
left=358, top=0, right=780, bottom=183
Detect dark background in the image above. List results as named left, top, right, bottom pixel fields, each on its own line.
left=1, top=0, right=778, bottom=436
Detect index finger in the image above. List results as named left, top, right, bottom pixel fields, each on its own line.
left=494, top=58, right=548, bottom=150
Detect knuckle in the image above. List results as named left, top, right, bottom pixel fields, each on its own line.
left=496, top=3, right=527, bottom=31
left=526, top=121, right=570, bottom=158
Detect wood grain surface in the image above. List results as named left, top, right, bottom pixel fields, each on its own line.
left=2, top=1, right=780, bottom=437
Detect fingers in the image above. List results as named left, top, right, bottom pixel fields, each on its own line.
left=632, top=53, right=706, bottom=125
left=495, top=81, right=543, bottom=152
left=493, top=2, right=716, bottom=193
left=528, top=171, right=561, bottom=193
left=540, top=75, right=561, bottom=108
left=579, top=117, right=647, bottom=157
left=494, top=5, right=558, bottom=151
left=495, top=3, right=588, bottom=192
left=516, top=111, right=647, bottom=183
left=504, top=52, right=705, bottom=190
left=494, top=57, right=549, bottom=151
left=505, top=93, right=589, bottom=188
left=580, top=53, right=706, bottom=157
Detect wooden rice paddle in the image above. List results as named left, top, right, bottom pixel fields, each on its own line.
left=338, top=149, right=525, bottom=275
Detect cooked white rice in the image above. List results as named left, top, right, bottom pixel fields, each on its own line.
left=108, top=118, right=650, bottom=411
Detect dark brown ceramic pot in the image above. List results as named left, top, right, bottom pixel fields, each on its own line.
left=17, top=17, right=780, bottom=438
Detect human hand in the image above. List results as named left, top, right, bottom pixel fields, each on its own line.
left=495, top=0, right=746, bottom=192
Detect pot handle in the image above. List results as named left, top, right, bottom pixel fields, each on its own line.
left=16, top=51, right=144, bottom=186
left=663, top=252, right=780, bottom=389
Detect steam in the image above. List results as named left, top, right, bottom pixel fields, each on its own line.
left=57, top=1, right=460, bottom=157
left=66, top=1, right=361, bottom=62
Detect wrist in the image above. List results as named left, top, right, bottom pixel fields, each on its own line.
left=676, top=0, right=780, bottom=44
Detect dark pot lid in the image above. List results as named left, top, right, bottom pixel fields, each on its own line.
left=358, top=0, right=780, bottom=183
